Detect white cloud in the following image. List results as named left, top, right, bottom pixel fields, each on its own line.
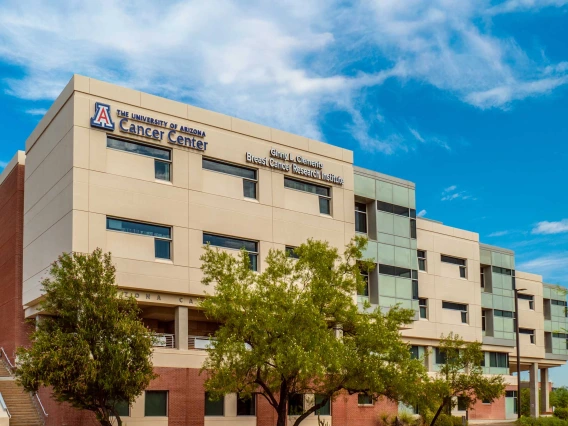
left=0, top=0, right=566, bottom=153
left=441, top=185, right=476, bottom=201
left=532, top=219, right=568, bottom=235
left=25, top=108, right=47, bottom=115
left=443, top=185, right=457, bottom=193
left=488, top=230, right=509, bottom=237
left=417, top=209, right=427, bottom=217
left=488, top=0, right=568, bottom=15
left=517, top=252, right=568, bottom=284
left=0, top=160, right=7, bottom=169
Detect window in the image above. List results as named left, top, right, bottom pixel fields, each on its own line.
left=355, top=202, right=368, bottom=233
left=412, top=279, right=419, bottom=300
left=314, top=395, right=331, bottom=416
left=410, top=346, right=420, bottom=359
left=112, top=400, right=130, bottom=417
left=237, top=395, right=256, bottom=416
left=286, top=246, right=299, bottom=259
left=417, top=250, right=426, bottom=271
left=489, top=353, right=508, bottom=368
left=506, top=391, right=518, bottom=413
left=480, top=269, right=485, bottom=288
left=358, top=394, right=373, bottom=405
left=284, top=177, right=331, bottom=215
left=107, top=137, right=171, bottom=181
left=494, top=310, right=514, bottom=318
left=520, top=328, right=535, bottom=344
left=205, top=393, right=224, bottom=416
left=482, top=399, right=491, bottom=404
left=203, top=233, right=259, bottom=271
left=145, top=391, right=168, bottom=417
left=482, top=310, right=487, bottom=331
left=492, top=266, right=512, bottom=275
left=358, top=264, right=369, bottom=297
left=378, top=264, right=415, bottom=279
left=552, top=299, right=567, bottom=306
left=442, top=301, right=468, bottom=323
left=435, top=348, right=447, bottom=365
left=457, top=396, right=468, bottom=411
left=288, top=394, right=304, bottom=415
left=441, top=255, right=467, bottom=278
left=202, top=158, right=258, bottom=199
left=419, top=298, right=428, bottom=319
left=410, top=219, right=417, bottom=239
left=376, top=201, right=416, bottom=218
left=518, top=293, right=534, bottom=310
left=106, top=217, right=172, bottom=260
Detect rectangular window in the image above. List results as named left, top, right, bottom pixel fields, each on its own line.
left=107, top=217, right=172, bottom=260
left=457, top=397, right=468, bottom=411
left=286, top=246, right=299, bottom=259
left=435, top=348, right=447, bottom=365
left=520, top=328, right=535, bottom=344
left=145, top=391, right=168, bottom=417
left=358, top=264, right=370, bottom=297
left=518, top=293, right=534, bottom=309
left=441, top=255, right=467, bottom=278
left=203, top=233, right=259, bottom=271
left=494, top=310, right=514, bottom=318
left=378, top=264, right=415, bottom=279
left=419, top=298, right=428, bottom=319
left=203, top=158, right=258, bottom=199
left=480, top=269, right=485, bottom=288
left=358, top=394, right=373, bottom=405
left=410, top=219, right=417, bottom=239
left=552, top=300, right=568, bottom=306
left=489, top=353, right=508, bottom=368
left=376, top=201, right=416, bottom=218
left=442, top=301, right=468, bottom=323
left=412, top=280, right=419, bottom=300
left=355, top=202, right=368, bottom=234
left=284, top=177, right=331, bottom=215
left=107, top=137, right=172, bottom=181
left=492, top=266, right=512, bottom=275
left=112, top=400, right=130, bottom=417
left=288, top=394, right=304, bottom=415
left=314, top=395, right=331, bottom=416
left=417, top=250, right=426, bottom=271
left=237, top=395, right=256, bottom=416
left=205, top=393, right=224, bottom=416
left=410, top=346, right=420, bottom=359
left=482, top=310, right=487, bottom=331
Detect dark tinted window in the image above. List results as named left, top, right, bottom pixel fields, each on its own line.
left=319, top=197, right=331, bottom=215
left=286, top=246, right=299, bottom=259
left=492, top=266, right=512, bottom=275
left=494, top=310, right=514, bottom=318
left=107, top=218, right=171, bottom=239
left=108, top=137, right=171, bottom=160
left=410, top=219, right=417, bottom=239
left=203, top=233, right=257, bottom=252
left=441, top=255, right=465, bottom=266
left=435, top=348, right=447, bottom=364
left=518, top=294, right=533, bottom=301
left=284, top=177, right=329, bottom=197
left=203, top=158, right=257, bottom=180
left=489, top=353, right=508, bottom=368
left=237, top=395, right=255, bottom=416
left=410, top=346, right=420, bottom=359
left=377, top=201, right=393, bottom=213
left=145, top=391, right=168, bottom=417
left=355, top=202, right=367, bottom=233
left=288, top=394, right=304, bottom=415
left=205, top=393, right=224, bottom=416
left=113, top=400, right=130, bottom=417
left=378, top=264, right=413, bottom=279
left=442, top=301, right=467, bottom=311
left=393, top=204, right=410, bottom=216
left=314, top=395, right=330, bottom=416
left=358, top=394, right=373, bottom=405
left=412, top=280, right=419, bottom=300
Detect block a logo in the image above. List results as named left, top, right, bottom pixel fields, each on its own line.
left=90, top=102, right=115, bottom=130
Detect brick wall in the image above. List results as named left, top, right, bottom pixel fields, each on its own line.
left=0, top=164, right=29, bottom=364
left=331, top=392, right=398, bottom=426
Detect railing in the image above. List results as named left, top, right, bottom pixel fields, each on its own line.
left=0, top=347, right=14, bottom=374
left=30, top=392, right=48, bottom=426
left=0, top=392, right=11, bottom=419
left=152, top=333, right=175, bottom=348
left=188, top=336, right=215, bottom=350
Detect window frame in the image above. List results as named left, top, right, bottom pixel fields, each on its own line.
left=288, top=394, right=305, bottom=416
left=106, top=217, right=172, bottom=260
left=144, top=390, right=168, bottom=417
left=519, top=328, right=536, bottom=344
left=357, top=394, right=374, bottom=406
left=286, top=246, right=299, bottom=259
left=442, top=301, right=468, bottom=323
left=314, top=395, right=331, bottom=416
left=355, top=202, right=368, bottom=234
left=358, top=263, right=370, bottom=297
left=419, top=298, right=428, bottom=319
left=489, top=352, right=508, bottom=368
left=205, top=392, right=225, bottom=417
left=203, top=232, right=259, bottom=271
left=417, top=250, right=427, bottom=271
left=441, top=254, right=467, bottom=278
left=236, top=394, right=256, bottom=416
left=107, top=136, right=172, bottom=182
left=284, top=177, right=332, bottom=215
left=202, top=157, right=258, bottom=199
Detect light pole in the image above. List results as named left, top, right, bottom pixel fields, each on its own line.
left=515, top=288, right=527, bottom=419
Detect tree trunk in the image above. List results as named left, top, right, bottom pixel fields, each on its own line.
left=430, top=397, right=449, bottom=426
left=276, top=402, right=287, bottom=426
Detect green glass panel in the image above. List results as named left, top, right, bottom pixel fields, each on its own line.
left=481, top=293, right=493, bottom=308
left=378, top=275, right=396, bottom=297
left=376, top=180, right=393, bottom=203
left=379, top=296, right=397, bottom=307
left=394, top=236, right=410, bottom=248
left=502, top=254, right=512, bottom=269
left=492, top=273, right=503, bottom=289
left=494, top=317, right=504, bottom=331
left=377, top=243, right=395, bottom=265
left=377, top=212, right=394, bottom=234
left=494, top=331, right=504, bottom=339
left=492, top=252, right=503, bottom=268
left=502, top=297, right=514, bottom=312
left=410, top=239, right=417, bottom=250
left=502, top=276, right=513, bottom=290
left=544, top=320, right=552, bottom=332
left=393, top=215, right=410, bottom=238
left=378, top=233, right=395, bottom=245
left=409, top=189, right=416, bottom=209
left=394, top=247, right=411, bottom=269
left=543, top=287, right=551, bottom=299
left=493, top=287, right=503, bottom=296
left=493, top=295, right=504, bottom=310
left=362, top=241, right=378, bottom=262
left=480, top=249, right=492, bottom=265
left=395, top=278, right=412, bottom=299
left=397, top=299, right=412, bottom=309
left=354, top=175, right=375, bottom=198
left=392, top=185, right=409, bottom=208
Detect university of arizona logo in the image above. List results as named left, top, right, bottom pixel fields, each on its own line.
left=90, top=102, right=115, bottom=130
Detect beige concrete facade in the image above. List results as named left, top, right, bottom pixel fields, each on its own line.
left=14, top=75, right=567, bottom=424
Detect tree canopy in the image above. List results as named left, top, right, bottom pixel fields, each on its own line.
left=16, top=249, right=156, bottom=426
left=425, top=333, right=506, bottom=425
left=200, top=236, right=426, bottom=426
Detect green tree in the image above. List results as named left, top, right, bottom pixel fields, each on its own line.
left=200, top=236, right=427, bottom=426
left=427, top=333, right=506, bottom=425
left=15, top=249, right=156, bottom=426
left=551, top=387, right=568, bottom=409
left=520, top=388, right=530, bottom=416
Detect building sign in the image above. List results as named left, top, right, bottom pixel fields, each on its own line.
left=90, top=103, right=209, bottom=151
left=246, top=148, right=344, bottom=185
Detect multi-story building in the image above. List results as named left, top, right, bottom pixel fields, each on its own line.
left=0, top=75, right=566, bottom=426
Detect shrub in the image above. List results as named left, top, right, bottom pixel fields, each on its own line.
left=378, top=412, right=390, bottom=426
left=518, top=416, right=568, bottom=426
left=555, top=408, right=568, bottom=420
left=398, top=411, right=416, bottom=425
left=431, top=414, right=467, bottom=426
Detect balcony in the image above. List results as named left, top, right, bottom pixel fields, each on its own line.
left=153, top=333, right=175, bottom=348
left=188, top=335, right=215, bottom=350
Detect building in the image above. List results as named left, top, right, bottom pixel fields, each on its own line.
left=0, top=74, right=566, bottom=425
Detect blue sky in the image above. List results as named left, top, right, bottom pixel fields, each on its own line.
left=1, top=0, right=568, bottom=384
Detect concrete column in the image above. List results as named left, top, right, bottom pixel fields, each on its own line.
left=426, top=346, right=434, bottom=372
left=333, top=323, right=343, bottom=340
left=541, top=368, right=550, bottom=413
left=529, top=362, right=539, bottom=417
left=175, top=306, right=189, bottom=350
